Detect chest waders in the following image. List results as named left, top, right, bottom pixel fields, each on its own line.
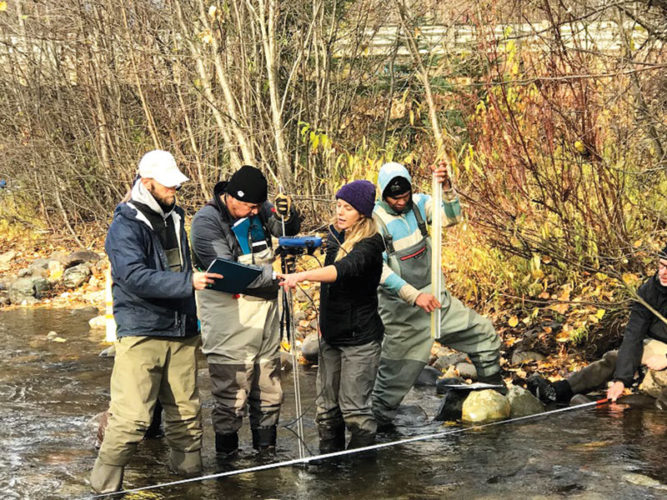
left=372, top=205, right=502, bottom=425
left=196, top=221, right=282, bottom=453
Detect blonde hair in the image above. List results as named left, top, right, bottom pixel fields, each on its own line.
left=332, top=215, right=378, bottom=261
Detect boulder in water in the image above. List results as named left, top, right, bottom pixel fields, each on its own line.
left=506, top=385, right=544, bottom=417
left=462, top=389, right=510, bottom=423
left=280, top=350, right=293, bottom=372
left=639, top=369, right=667, bottom=398
left=300, top=333, right=319, bottom=364
left=89, top=315, right=107, bottom=329
left=456, top=362, right=477, bottom=380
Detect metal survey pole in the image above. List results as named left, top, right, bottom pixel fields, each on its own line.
left=430, top=172, right=442, bottom=339
left=278, top=186, right=306, bottom=459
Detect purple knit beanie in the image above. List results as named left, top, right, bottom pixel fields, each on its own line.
left=335, top=180, right=376, bottom=218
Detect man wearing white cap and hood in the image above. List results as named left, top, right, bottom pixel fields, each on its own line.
left=90, top=150, right=221, bottom=493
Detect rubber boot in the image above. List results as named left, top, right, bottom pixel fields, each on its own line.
left=90, top=457, right=123, bottom=494
left=169, top=449, right=202, bottom=477
left=251, top=426, right=277, bottom=454
left=318, top=424, right=345, bottom=454
left=215, top=432, right=239, bottom=460
left=347, top=429, right=377, bottom=459
left=478, top=372, right=508, bottom=395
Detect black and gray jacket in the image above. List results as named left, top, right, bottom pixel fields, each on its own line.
left=190, top=181, right=300, bottom=296
left=319, top=228, right=385, bottom=347
left=614, top=274, right=667, bottom=385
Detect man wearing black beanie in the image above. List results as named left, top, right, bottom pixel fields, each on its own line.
left=529, top=245, right=667, bottom=405
left=190, top=165, right=301, bottom=457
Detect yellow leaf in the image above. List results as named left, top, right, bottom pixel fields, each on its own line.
left=508, top=316, right=519, bottom=327
left=632, top=239, right=642, bottom=248
left=622, top=273, right=639, bottom=285
left=555, top=331, right=571, bottom=342
left=595, top=309, right=605, bottom=319
left=0, top=2, right=6, bottom=12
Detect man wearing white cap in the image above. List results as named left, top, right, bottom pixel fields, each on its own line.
left=90, top=150, right=221, bottom=493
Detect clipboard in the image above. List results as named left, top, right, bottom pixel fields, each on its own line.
left=205, top=258, right=263, bottom=294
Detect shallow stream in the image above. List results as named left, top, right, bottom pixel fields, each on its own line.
left=0, top=307, right=665, bottom=499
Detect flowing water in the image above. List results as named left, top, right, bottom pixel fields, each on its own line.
left=0, top=307, right=665, bottom=499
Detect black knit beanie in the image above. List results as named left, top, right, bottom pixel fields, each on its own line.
left=659, top=245, right=667, bottom=260
left=383, top=176, right=412, bottom=199
left=225, top=165, right=268, bottom=203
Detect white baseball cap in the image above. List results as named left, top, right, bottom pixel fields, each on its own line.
left=138, top=150, right=189, bottom=188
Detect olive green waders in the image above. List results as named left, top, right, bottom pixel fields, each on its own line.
left=90, top=335, right=202, bottom=493
left=372, top=283, right=501, bottom=426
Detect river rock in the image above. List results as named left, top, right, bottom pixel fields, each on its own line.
left=63, top=263, right=91, bottom=288
left=506, top=385, right=544, bottom=417
left=280, top=350, right=293, bottom=372
left=511, top=350, right=545, bottom=365
left=89, top=315, right=107, bottom=329
left=433, top=352, right=469, bottom=371
left=18, top=267, right=32, bottom=278
left=0, top=250, right=17, bottom=270
left=456, top=362, right=477, bottom=380
left=638, top=369, right=667, bottom=398
left=9, top=277, right=36, bottom=303
left=414, top=365, right=441, bottom=386
left=462, top=390, right=511, bottom=423
left=30, top=258, right=50, bottom=275
left=62, top=249, right=101, bottom=269
left=32, top=277, right=51, bottom=298
left=300, top=333, right=319, bottom=363
left=99, top=345, right=116, bottom=358
left=656, top=388, right=667, bottom=411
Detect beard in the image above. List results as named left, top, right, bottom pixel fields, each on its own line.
left=148, top=184, right=175, bottom=209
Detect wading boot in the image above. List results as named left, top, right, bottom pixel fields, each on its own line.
left=527, top=375, right=573, bottom=404
left=90, top=457, right=123, bottom=494
left=347, top=429, right=377, bottom=459
left=215, top=432, right=239, bottom=460
left=169, top=449, right=202, bottom=477
left=252, top=426, right=277, bottom=456
left=318, top=424, right=345, bottom=454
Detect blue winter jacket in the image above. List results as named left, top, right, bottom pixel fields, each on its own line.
left=105, top=202, right=198, bottom=338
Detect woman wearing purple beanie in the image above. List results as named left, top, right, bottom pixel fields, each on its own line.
left=278, top=180, right=384, bottom=453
